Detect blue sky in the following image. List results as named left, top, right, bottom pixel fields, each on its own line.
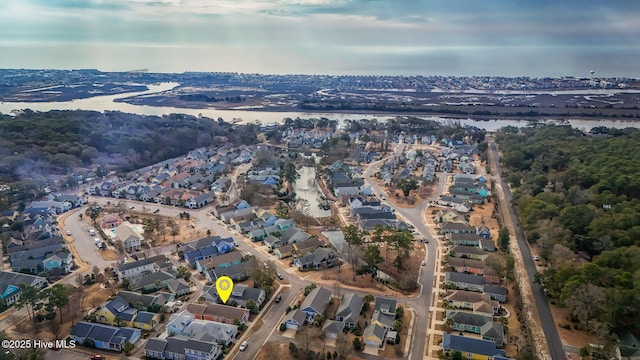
left=1, top=0, right=638, bottom=77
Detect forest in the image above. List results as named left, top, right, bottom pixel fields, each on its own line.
left=495, top=124, right=640, bottom=344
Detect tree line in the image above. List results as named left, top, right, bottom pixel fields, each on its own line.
left=495, top=124, right=640, bottom=349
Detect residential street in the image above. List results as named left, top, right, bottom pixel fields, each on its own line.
left=487, top=139, right=561, bottom=360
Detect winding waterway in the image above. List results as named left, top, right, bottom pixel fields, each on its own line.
left=1, top=82, right=639, bottom=131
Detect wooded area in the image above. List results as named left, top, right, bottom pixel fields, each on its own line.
left=495, top=125, right=640, bottom=348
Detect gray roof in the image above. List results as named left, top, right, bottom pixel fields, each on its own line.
left=134, top=311, right=157, bottom=324
left=448, top=257, right=485, bottom=270
left=483, top=284, right=508, bottom=296
left=145, top=338, right=167, bottom=353
left=117, top=258, right=154, bottom=272
left=442, top=333, right=504, bottom=357
left=371, top=310, right=395, bottom=328
left=285, top=309, right=306, bottom=325
left=363, top=324, right=386, bottom=341
left=301, top=286, right=332, bottom=314
left=374, top=297, right=397, bottom=314
left=449, top=311, right=492, bottom=327
left=335, top=293, right=363, bottom=324
left=322, top=320, right=345, bottom=334
left=451, top=245, right=485, bottom=256
left=445, top=290, right=493, bottom=304
left=445, top=272, right=485, bottom=286
left=133, top=270, right=174, bottom=289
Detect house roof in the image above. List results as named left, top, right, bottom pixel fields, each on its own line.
left=441, top=222, right=476, bottom=231
left=322, top=320, right=345, bottom=334
left=117, top=291, right=165, bottom=308
left=481, top=321, right=504, bottom=339
left=371, top=310, right=395, bottom=328
left=447, top=257, right=485, bottom=270
left=301, top=286, right=332, bottom=314
left=285, top=309, right=306, bottom=325
left=294, top=237, right=324, bottom=251
left=363, top=324, right=386, bottom=341
left=186, top=302, right=249, bottom=321
left=374, top=297, right=397, bottom=314
left=451, top=245, right=485, bottom=256
left=134, top=311, right=157, bottom=325
left=483, top=284, right=508, bottom=296
left=445, top=272, right=485, bottom=286
left=445, top=290, right=493, bottom=304
left=335, top=293, right=363, bottom=324
left=133, top=270, right=174, bottom=289
left=197, top=251, right=242, bottom=270
left=115, top=224, right=140, bottom=242
left=117, top=258, right=154, bottom=272
left=449, top=311, right=492, bottom=327
left=442, top=333, right=505, bottom=357
left=145, top=338, right=168, bottom=353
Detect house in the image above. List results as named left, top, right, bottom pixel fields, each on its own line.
left=441, top=333, right=512, bottom=360
left=300, top=286, right=332, bottom=322
left=284, top=309, right=306, bottom=330
left=70, top=322, right=141, bottom=352
left=363, top=324, right=386, bottom=348
left=186, top=302, right=250, bottom=324
left=448, top=257, right=485, bottom=275
left=94, top=296, right=160, bottom=330
left=0, top=271, right=47, bottom=306
left=444, top=272, right=485, bottom=292
left=211, top=177, right=232, bottom=192
left=263, top=235, right=286, bottom=249
left=187, top=192, right=215, bottom=209
left=334, top=293, right=363, bottom=328
left=444, top=290, right=500, bottom=317
left=322, top=320, right=345, bottom=339
left=144, top=335, right=222, bottom=360
left=132, top=270, right=175, bottom=292
left=220, top=207, right=254, bottom=224
left=440, top=222, right=477, bottom=235
left=437, top=210, right=466, bottom=224
left=116, top=258, right=158, bottom=282
left=370, top=310, right=395, bottom=330
left=205, top=284, right=266, bottom=308
left=115, top=224, right=142, bottom=252
left=166, top=278, right=193, bottom=297
left=481, top=238, right=497, bottom=252
left=167, top=311, right=238, bottom=346
left=275, top=244, right=294, bottom=259
left=182, top=236, right=234, bottom=265
left=483, top=285, right=508, bottom=303
left=10, top=243, right=73, bottom=275
left=294, top=248, right=337, bottom=270
left=280, top=227, right=309, bottom=244
left=447, top=233, right=484, bottom=247
left=274, top=218, right=295, bottom=231
left=446, top=311, right=496, bottom=337
left=205, top=262, right=250, bottom=283
left=349, top=196, right=381, bottom=211
left=117, top=291, right=170, bottom=312
left=333, top=178, right=364, bottom=196
left=101, top=214, right=122, bottom=229
left=195, top=251, right=243, bottom=273
left=374, top=297, right=397, bottom=316
left=293, top=237, right=325, bottom=253
left=437, top=196, right=472, bottom=213
left=450, top=245, right=487, bottom=261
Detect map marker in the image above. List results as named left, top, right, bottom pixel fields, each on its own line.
left=216, top=276, right=234, bottom=304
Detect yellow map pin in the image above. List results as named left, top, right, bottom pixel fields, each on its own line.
left=216, top=276, right=234, bottom=304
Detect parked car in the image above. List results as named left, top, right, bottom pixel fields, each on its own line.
left=239, top=341, right=248, bottom=351
left=277, top=273, right=284, bottom=280
left=66, top=230, right=72, bottom=235
left=534, top=255, right=540, bottom=261
left=275, top=295, right=282, bottom=303
left=91, top=355, right=104, bottom=360
left=153, top=208, right=160, bottom=213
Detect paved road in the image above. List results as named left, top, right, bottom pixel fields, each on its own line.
left=488, top=139, right=564, bottom=360
left=362, top=145, right=448, bottom=360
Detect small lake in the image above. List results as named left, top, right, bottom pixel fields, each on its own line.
left=293, top=166, right=331, bottom=218
left=322, top=230, right=346, bottom=252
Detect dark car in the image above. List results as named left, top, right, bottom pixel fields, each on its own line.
left=153, top=208, right=160, bottom=213
left=275, top=295, right=282, bottom=303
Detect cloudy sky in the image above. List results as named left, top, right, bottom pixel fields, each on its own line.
left=1, top=0, right=638, bottom=77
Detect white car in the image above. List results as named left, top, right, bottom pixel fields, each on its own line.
left=66, top=230, right=72, bottom=235
left=239, top=341, right=248, bottom=351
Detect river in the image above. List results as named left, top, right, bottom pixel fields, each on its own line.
left=1, top=82, right=638, bottom=131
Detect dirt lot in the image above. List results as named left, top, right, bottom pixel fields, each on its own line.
left=374, top=178, right=436, bottom=209
left=10, top=283, right=111, bottom=342
left=550, top=304, right=599, bottom=349
left=99, top=248, right=120, bottom=261
left=304, top=242, right=425, bottom=297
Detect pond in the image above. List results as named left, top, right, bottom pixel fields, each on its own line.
left=293, top=166, right=332, bottom=218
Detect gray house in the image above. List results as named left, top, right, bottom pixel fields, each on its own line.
left=335, top=293, right=363, bottom=328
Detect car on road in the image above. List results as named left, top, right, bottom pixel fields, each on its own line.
left=91, top=355, right=104, bottom=360
left=277, top=273, right=284, bottom=280
left=534, top=255, right=540, bottom=261
left=239, top=341, right=248, bottom=351
left=153, top=208, right=160, bottom=213
left=233, top=241, right=239, bottom=247
left=130, top=206, right=135, bottom=209
left=66, top=230, right=72, bottom=235
left=275, top=295, right=282, bottom=303
left=421, top=261, right=425, bottom=266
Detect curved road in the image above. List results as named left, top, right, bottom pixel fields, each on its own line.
left=488, top=140, right=564, bottom=360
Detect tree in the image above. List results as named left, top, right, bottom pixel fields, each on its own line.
left=275, top=201, right=290, bottom=219
left=176, top=266, right=191, bottom=281
left=363, top=294, right=374, bottom=311
left=49, top=284, right=70, bottom=324
left=85, top=203, right=101, bottom=226
left=15, top=285, right=40, bottom=321
left=498, top=227, right=510, bottom=252
left=397, top=179, right=418, bottom=197
left=352, top=337, right=362, bottom=351
left=246, top=300, right=258, bottom=314
left=392, top=319, right=403, bottom=332
left=389, top=230, right=413, bottom=272
left=363, top=244, right=383, bottom=266
left=167, top=219, right=180, bottom=244
left=280, top=163, right=300, bottom=189
left=342, top=225, right=364, bottom=280
left=219, top=193, right=230, bottom=206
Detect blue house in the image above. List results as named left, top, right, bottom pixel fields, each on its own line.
left=236, top=200, right=250, bottom=210
left=70, top=322, right=140, bottom=352
left=0, top=284, right=21, bottom=306
left=182, top=237, right=234, bottom=265
left=275, top=218, right=295, bottom=231
left=300, top=287, right=332, bottom=322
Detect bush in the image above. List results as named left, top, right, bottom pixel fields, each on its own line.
left=353, top=337, right=362, bottom=351
left=352, top=328, right=362, bottom=336
left=280, top=323, right=287, bottom=331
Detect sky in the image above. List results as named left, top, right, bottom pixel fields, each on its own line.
left=0, top=0, right=639, bottom=77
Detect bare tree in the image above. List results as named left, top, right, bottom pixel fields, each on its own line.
left=298, top=326, right=320, bottom=356
left=92, top=265, right=101, bottom=278
left=262, top=342, right=282, bottom=360
left=48, top=318, right=62, bottom=339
